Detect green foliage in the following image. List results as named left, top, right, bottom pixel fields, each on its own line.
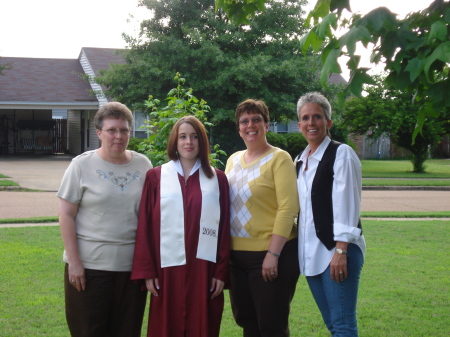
left=215, top=0, right=267, bottom=24
left=266, top=131, right=287, bottom=149
left=210, top=120, right=246, bottom=169
left=137, top=73, right=226, bottom=168
left=126, top=137, right=143, bottom=152
left=283, top=132, right=308, bottom=160
left=96, top=0, right=323, bottom=124
left=301, top=0, right=450, bottom=137
left=344, top=77, right=450, bottom=173
left=216, top=0, right=450, bottom=140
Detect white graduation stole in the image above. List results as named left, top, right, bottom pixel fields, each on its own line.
left=160, top=161, right=220, bottom=268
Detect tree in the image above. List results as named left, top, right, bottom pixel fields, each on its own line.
left=96, top=0, right=324, bottom=123
left=343, top=77, right=450, bottom=172
left=217, top=0, right=450, bottom=138
left=134, top=73, right=227, bottom=166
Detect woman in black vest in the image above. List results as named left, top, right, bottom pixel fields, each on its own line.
left=295, top=92, right=366, bottom=336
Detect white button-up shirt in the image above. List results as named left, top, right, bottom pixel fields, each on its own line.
left=297, top=137, right=366, bottom=276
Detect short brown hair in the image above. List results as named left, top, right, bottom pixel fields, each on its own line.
left=167, top=116, right=214, bottom=178
left=235, top=99, right=270, bottom=130
left=94, top=102, right=133, bottom=130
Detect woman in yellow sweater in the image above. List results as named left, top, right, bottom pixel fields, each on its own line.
left=225, top=99, right=299, bottom=337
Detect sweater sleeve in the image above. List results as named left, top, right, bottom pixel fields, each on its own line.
left=271, top=151, right=299, bottom=238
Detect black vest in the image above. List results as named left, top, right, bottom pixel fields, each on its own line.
left=296, top=140, right=362, bottom=250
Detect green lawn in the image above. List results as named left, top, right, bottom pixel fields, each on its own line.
left=0, top=221, right=448, bottom=336
left=361, top=159, right=450, bottom=178
left=360, top=211, right=450, bottom=218
left=362, top=179, right=450, bottom=186
left=0, top=174, right=10, bottom=178
left=0, top=179, right=19, bottom=187
left=1, top=212, right=449, bottom=225
left=0, top=216, right=59, bottom=224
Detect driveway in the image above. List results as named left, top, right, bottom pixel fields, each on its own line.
left=0, top=155, right=72, bottom=220
left=0, top=154, right=73, bottom=191
left=0, top=154, right=449, bottom=220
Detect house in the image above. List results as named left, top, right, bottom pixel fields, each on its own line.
left=0, top=47, right=145, bottom=156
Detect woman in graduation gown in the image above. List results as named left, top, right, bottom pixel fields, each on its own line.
left=131, top=115, right=231, bottom=337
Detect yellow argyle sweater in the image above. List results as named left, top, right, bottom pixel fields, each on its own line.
left=225, top=147, right=299, bottom=251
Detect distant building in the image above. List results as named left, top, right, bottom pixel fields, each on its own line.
left=0, top=48, right=146, bottom=155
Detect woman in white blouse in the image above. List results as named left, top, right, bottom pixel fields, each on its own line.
left=295, top=92, right=366, bottom=336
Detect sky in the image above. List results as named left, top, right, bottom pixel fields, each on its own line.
left=1, top=0, right=430, bottom=69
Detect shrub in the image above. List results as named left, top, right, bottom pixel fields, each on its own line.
left=127, top=137, right=142, bottom=152
left=139, top=73, right=226, bottom=167
left=210, top=120, right=245, bottom=169
left=266, top=131, right=287, bottom=149
left=283, top=132, right=308, bottom=160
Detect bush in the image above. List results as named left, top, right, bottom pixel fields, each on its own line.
left=127, top=137, right=142, bottom=152
left=210, top=120, right=245, bottom=169
left=266, top=131, right=287, bottom=149
left=140, top=73, right=226, bottom=168
left=330, top=120, right=349, bottom=144
left=283, top=132, right=308, bottom=160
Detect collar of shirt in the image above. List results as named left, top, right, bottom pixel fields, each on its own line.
left=299, top=136, right=331, bottom=164
left=169, top=159, right=201, bottom=177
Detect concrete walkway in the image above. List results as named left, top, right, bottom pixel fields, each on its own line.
left=0, top=154, right=73, bottom=192
left=1, top=154, right=449, bottom=224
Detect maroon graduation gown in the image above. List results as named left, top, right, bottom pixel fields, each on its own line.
left=131, top=166, right=230, bottom=337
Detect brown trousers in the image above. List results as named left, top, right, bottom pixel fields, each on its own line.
left=64, top=264, right=147, bottom=337
left=229, top=238, right=300, bottom=337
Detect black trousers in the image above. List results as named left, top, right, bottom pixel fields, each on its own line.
left=64, top=264, right=147, bottom=337
left=229, top=238, right=300, bottom=337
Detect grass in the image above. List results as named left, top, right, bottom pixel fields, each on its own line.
left=0, top=221, right=449, bottom=336
left=0, top=180, right=19, bottom=187
left=1, top=212, right=449, bottom=225
left=361, top=159, right=450, bottom=178
left=360, top=211, right=450, bottom=218
left=362, top=179, right=450, bottom=186
left=0, top=174, right=10, bottom=178
left=0, top=216, right=59, bottom=224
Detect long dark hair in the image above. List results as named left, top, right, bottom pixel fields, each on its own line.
left=167, top=116, right=214, bottom=178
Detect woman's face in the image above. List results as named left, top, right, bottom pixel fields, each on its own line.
left=97, top=118, right=131, bottom=156
left=238, top=111, right=269, bottom=146
left=177, top=122, right=199, bottom=163
left=298, top=103, right=332, bottom=148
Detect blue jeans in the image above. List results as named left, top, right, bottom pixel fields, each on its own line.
left=306, top=244, right=364, bottom=337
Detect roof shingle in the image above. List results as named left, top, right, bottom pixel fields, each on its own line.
left=0, top=57, right=95, bottom=103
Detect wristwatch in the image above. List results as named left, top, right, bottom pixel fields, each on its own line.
left=336, top=248, right=347, bottom=255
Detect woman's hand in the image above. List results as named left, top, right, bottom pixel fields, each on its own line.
left=262, top=253, right=279, bottom=282
left=262, top=234, right=287, bottom=282
left=68, top=259, right=85, bottom=292
left=210, top=278, right=225, bottom=299
left=145, top=278, right=160, bottom=296
left=330, top=242, right=349, bottom=283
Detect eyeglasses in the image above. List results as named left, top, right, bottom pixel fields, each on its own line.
left=101, top=128, right=131, bottom=136
left=239, top=116, right=264, bottom=126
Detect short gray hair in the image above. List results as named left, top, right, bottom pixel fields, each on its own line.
left=94, top=102, right=133, bottom=130
left=296, top=92, right=332, bottom=121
